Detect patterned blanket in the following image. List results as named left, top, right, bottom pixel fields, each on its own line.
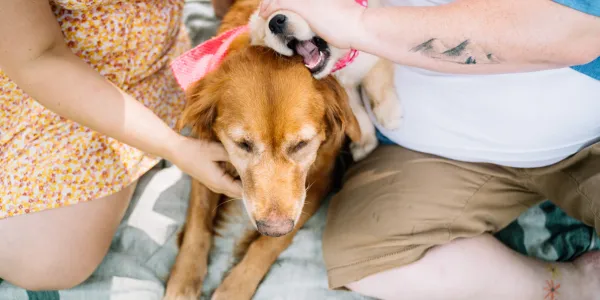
left=1, top=1, right=597, bottom=299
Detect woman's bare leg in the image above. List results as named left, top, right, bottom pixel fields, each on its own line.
left=0, top=182, right=137, bottom=291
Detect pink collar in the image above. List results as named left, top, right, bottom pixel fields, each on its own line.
left=331, top=49, right=359, bottom=73
left=332, top=0, right=368, bottom=72
left=171, top=0, right=367, bottom=90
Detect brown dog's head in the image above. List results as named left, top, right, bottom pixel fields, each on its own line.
left=179, top=44, right=360, bottom=237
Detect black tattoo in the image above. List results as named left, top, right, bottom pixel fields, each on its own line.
left=411, top=38, right=437, bottom=52
left=411, top=38, right=500, bottom=65
left=442, top=40, right=470, bottom=57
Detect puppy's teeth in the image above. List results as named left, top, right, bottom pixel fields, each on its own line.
left=305, top=52, right=324, bottom=69
left=304, top=52, right=325, bottom=70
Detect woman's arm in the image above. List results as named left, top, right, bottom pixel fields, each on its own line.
left=260, top=0, right=600, bottom=74
left=0, top=0, right=242, bottom=198
left=0, top=0, right=179, bottom=158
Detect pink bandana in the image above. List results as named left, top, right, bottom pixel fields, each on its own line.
left=171, top=25, right=250, bottom=91
left=171, top=0, right=368, bottom=90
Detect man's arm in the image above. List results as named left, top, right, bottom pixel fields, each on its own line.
left=356, top=0, right=600, bottom=74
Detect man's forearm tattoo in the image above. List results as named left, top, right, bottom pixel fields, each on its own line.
left=411, top=39, right=501, bottom=65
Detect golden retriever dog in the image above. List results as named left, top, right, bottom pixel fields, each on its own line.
left=163, top=1, right=361, bottom=299
left=248, top=0, right=403, bottom=161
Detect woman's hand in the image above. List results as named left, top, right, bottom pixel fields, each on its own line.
left=167, top=136, right=243, bottom=199
left=259, top=0, right=367, bottom=49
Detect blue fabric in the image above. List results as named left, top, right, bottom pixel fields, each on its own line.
left=571, top=56, right=600, bottom=80
left=552, top=0, right=600, bottom=80
left=553, top=0, right=600, bottom=17
left=376, top=129, right=396, bottom=145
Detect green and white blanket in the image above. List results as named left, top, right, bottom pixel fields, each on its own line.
left=1, top=1, right=597, bottom=299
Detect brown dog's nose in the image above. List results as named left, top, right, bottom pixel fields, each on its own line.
left=269, top=14, right=287, bottom=35
left=256, top=218, right=294, bottom=237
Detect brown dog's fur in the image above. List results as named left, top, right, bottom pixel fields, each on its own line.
left=164, top=1, right=360, bottom=299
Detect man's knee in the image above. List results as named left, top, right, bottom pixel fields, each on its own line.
left=321, top=145, right=520, bottom=289
left=322, top=178, right=454, bottom=289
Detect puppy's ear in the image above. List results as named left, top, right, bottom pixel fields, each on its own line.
left=318, top=76, right=361, bottom=144
left=177, top=75, right=220, bottom=141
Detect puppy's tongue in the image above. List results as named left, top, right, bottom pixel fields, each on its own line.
left=295, top=40, right=321, bottom=69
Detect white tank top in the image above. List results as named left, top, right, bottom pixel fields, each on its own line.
left=368, top=0, right=600, bottom=168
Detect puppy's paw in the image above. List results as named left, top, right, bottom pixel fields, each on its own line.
left=372, top=90, right=403, bottom=130
left=350, top=132, right=378, bottom=161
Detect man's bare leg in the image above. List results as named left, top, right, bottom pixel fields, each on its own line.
left=348, top=234, right=600, bottom=300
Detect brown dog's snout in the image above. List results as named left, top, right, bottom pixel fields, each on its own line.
left=269, top=14, right=287, bottom=34
left=256, top=218, right=294, bottom=237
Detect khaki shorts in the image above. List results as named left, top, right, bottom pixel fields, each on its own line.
left=322, top=143, right=600, bottom=289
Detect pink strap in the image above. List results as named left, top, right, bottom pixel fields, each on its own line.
left=332, top=0, right=368, bottom=72
left=332, top=49, right=359, bottom=73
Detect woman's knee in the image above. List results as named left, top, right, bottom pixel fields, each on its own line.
left=0, top=186, right=135, bottom=290
left=4, top=248, right=106, bottom=291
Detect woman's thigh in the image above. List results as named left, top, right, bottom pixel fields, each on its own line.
left=0, top=182, right=137, bottom=291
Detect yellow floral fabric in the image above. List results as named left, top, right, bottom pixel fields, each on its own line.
left=0, top=0, right=189, bottom=218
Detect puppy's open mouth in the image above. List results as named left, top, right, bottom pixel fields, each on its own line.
left=287, top=37, right=330, bottom=74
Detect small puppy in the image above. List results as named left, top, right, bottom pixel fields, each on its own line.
left=249, top=0, right=402, bottom=160
left=164, top=1, right=361, bottom=299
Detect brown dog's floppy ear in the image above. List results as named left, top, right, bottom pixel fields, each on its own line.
left=177, top=76, right=220, bottom=141
left=318, top=76, right=362, bottom=144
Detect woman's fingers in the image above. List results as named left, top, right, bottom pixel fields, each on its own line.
left=204, top=141, right=231, bottom=162
left=207, top=164, right=243, bottom=199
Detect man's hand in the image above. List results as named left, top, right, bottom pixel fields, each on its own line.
left=259, top=0, right=367, bottom=49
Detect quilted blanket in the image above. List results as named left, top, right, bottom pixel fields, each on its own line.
left=1, top=1, right=597, bottom=299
